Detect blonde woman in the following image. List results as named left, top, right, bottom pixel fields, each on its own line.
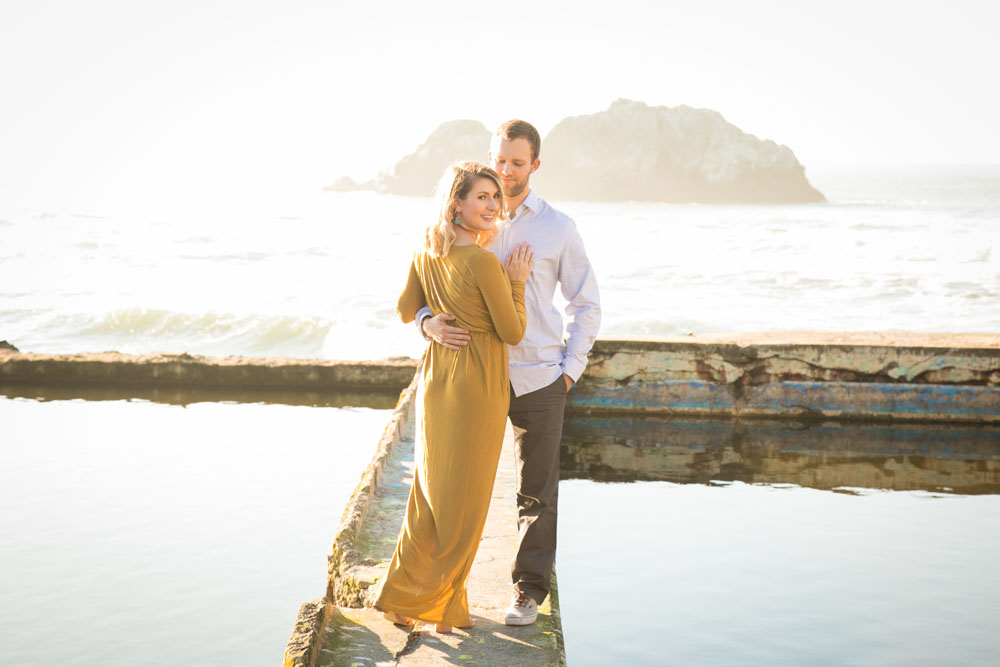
left=375, top=161, right=533, bottom=633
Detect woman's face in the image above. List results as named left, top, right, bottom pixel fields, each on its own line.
left=455, top=177, right=501, bottom=232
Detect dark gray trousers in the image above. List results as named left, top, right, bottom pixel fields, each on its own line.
left=508, top=375, right=567, bottom=605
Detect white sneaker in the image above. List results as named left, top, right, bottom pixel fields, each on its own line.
left=504, top=587, right=538, bottom=626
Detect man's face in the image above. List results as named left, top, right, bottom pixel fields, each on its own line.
left=489, top=136, right=540, bottom=200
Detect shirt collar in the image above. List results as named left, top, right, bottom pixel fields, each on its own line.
left=513, top=189, right=540, bottom=219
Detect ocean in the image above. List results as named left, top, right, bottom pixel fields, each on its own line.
left=1, top=165, right=997, bottom=360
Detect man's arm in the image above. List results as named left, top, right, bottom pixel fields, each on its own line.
left=559, top=225, right=601, bottom=388
left=414, top=306, right=433, bottom=340
left=415, top=305, right=472, bottom=351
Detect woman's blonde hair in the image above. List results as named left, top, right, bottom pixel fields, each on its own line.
left=426, top=161, right=507, bottom=257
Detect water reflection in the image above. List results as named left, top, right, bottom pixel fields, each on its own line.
left=561, top=416, right=1000, bottom=494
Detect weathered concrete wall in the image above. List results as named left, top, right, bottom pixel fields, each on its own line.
left=0, top=350, right=418, bottom=392
left=283, top=599, right=328, bottom=667
left=571, top=336, right=1000, bottom=424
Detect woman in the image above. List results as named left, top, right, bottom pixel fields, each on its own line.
left=375, top=161, right=533, bottom=633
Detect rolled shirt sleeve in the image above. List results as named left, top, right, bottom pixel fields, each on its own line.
left=414, top=305, right=433, bottom=341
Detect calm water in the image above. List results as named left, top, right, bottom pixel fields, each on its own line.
left=0, top=397, right=390, bottom=667
left=3, top=404, right=999, bottom=666
left=557, top=417, right=1000, bottom=666
left=1, top=165, right=998, bottom=360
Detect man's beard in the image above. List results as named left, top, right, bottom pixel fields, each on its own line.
left=504, top=176, right=528, bottom=199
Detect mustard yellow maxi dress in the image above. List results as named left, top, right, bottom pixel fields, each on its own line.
left=375, top=242, right=526, bottom=628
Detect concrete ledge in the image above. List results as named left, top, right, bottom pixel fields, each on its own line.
left=282, top=598, right=331, bottom=667
left=572, top=335, right=1000, bottom=424
left=0, top=350, right=418, bottom=392
left=4, top=332, right=997, bottom=425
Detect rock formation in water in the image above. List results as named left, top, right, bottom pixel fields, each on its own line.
left=322, top=176, right=365, bottom=193
left=330, top=120, right=492, bottom=197
left=534, top=99, right=823, bottom=203
left=329, top=100, right=824, bottom=203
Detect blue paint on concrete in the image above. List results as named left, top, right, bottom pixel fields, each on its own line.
left=749, top=382, right=1000, bottom=417
left=570, top=379, right=1000, bottom=421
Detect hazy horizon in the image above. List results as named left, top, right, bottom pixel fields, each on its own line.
left=2, top=0, right=998, bottom=206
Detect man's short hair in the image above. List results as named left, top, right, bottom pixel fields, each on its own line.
left=495, top=119, right=541, bottom=163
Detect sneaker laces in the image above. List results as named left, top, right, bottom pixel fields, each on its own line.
left=513, top=588, right=534, bottom=608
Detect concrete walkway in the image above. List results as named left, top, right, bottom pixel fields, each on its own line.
left=314, top=414, right=565, bottom=666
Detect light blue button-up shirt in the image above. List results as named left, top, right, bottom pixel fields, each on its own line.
left=418, top=189, right=601, bottom=397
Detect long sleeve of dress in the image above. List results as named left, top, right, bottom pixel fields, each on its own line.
left=474, top=252, right=526, bottom=345
left=397, top=258, right=426, bottom=323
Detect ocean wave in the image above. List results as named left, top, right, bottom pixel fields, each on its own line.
left=37, top=308, right=333, bottom=357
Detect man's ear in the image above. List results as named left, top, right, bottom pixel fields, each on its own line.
left=531, top=159, right=541, bottom=174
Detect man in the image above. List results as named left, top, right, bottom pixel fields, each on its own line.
left=415, top=119, right=601, bottom=626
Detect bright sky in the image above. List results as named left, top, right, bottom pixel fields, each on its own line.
left=2, top=0, right=997, bottom=204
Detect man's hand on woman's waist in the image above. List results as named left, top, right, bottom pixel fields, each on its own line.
left=421, top=312, right=471, bottom=351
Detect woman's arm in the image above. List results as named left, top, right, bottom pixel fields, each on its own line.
left=475, top=253, right=526, bottom=345
left=396, top=258, right=426, bottom=323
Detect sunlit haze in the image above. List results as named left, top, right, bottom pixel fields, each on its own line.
left=2, top=0, right=998, bottom=207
